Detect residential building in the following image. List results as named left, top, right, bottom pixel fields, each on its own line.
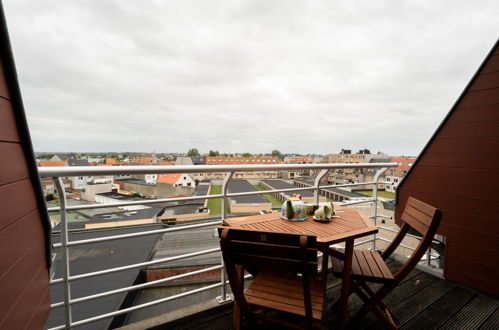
left=322, top=149, right=367, bottom=184
left=157, top=173, right=196, bottom=187
left=205, top=156, right=280, bottom=180
left=385, top=156, right=416, bottom=192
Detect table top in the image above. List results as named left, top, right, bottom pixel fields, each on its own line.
left=222, top=206, right=378, bottom=248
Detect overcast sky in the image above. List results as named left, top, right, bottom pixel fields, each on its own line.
left=4, top=1, right=499, bottom=155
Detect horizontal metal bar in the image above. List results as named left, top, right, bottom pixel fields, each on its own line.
left=338, top=198, right=375, bottom=206
left=377, top=226, right=441, bottom=244
left=51, top=264, right=223, bottom=309
left=52, top=220, right=221, bottom=248
left=38, top=162, right=398, bottom=177
left=369, top=214, right=392, bottom=219
left=47, top=181, right=382, bottom=213
left=377, top=236, right=416, bottom=251
left=51, top=247, right=221, bottom=284
left=70, top=281, right=224, bottom=328
left=354, top=238, right=374, bottom=246
left=50, top=272, right=254, bottom=330
left=47, top=194, right=224, bottom=212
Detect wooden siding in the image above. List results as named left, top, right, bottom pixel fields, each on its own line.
left=396, top=40, right=499, bottom=296
left=0, top=3, right=51, bottom=329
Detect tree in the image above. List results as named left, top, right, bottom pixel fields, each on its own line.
left=242, top=152, right=252, bottom=157
left=187, top=148, right=200, bottom=156
left=271, top=150, right=283, bottom=158
left=45, top=193, right=54, bottom=201
left=208, top=150, right=220, bottom=157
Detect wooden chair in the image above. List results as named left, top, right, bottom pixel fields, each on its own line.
left=219, top=227, right=326, bottom=329
left=329, top=197, right=442, bottom=329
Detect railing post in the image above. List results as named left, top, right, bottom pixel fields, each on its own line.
left=217, top=172, right=233, bottom=304
left=427, top=246, right=432, bottom=266
left=371, top=167, right=387, bottom=251
left=54, top=177, right=72, bottom=328
left=220, top=172, right=233, bottom=222
left=313, top=170, right=329, bottom=204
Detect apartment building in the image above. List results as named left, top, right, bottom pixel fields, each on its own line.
left=203, top=156, right=280, bottom=180
left=323, top=149, right=367, bottom=184
left=385, top=156, right=416, bottom=192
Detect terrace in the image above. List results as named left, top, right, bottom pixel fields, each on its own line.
left=35, top=162, right=493, bottom=329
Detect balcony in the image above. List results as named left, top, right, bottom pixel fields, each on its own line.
left=37, top=162, right=498, bottom=329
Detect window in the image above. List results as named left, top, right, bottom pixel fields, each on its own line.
left=187, top=182, right=191, bottom=186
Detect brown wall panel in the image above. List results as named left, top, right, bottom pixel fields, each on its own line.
left=445, top=265, right=497, bottom=296
left=418, top=152, right=499, bottom=170
left=437, top=121, right=499, bottom=139
left=446, top=240, right=497, bottom=267
left=439, top=222, right=498, bottom=249
left=459, top=88, right=499, bottom=107
left=0, top=179, right=38, bottom=231
left=429, top=137, right=499, bottom=154
left=450, top=104, right=499, bottom=123
left=0, top=59, right=9, bottom=99
left=0, top=98, right=20, bottom=142
left=397, top=41, right=499, bottom=296
left=0, top=237, right=46, bottom=324
left=469, top=70, right=499, bottom=91
left=0, top=209, right=43, bottom=277
left=25, top=289, right=50, bottom=330
left=407, top=166, right=499, bottom=187
left=0, top=6, right=51, bottom=327
left=396, top=189, right=499, bottom=220
left=27, top=290, right=50, bottom=330
left=446, top=254, right=496, bottom=283
left=400, top=178, right=499, bottom=202
left=0, top=142, right=30, bottom=185
left=481, top=54, right=499, bottom=73
left=0, top=262, right=49, bottom=329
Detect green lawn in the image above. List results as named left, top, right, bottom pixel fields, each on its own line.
left=253, top=184, right=282, bottom=207
left=355, top=190, right=395, bottom=199
left=207, top=185, right=231, bottom=215
left=46, top=201, right=89, bottom=222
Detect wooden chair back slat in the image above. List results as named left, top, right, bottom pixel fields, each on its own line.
left=400, top=196, right=437, bottom=236
left=219, top=227, right=318, bottom=275
left=391, top=197, right=443, bottom=282
left=219, top=226, right=319, bottom=326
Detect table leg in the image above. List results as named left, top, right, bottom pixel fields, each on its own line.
left=339, top=239, right=354, bottom=329
left=321, top=249, right=329, bottom=284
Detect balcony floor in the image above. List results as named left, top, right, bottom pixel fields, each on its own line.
left=122, top=260, right=498, bottom=330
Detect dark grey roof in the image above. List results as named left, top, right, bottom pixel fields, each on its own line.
left=261, top=180, right=314, bottom=197
left=148, top=220, right=220, bottom=269
left=67, top=155, right=89, bottom=166
left=294, top=178, right=365, bottom=198
left=158, top=203, right=207, bottom=217
left=228, top=180, right=268, bottom=203
left=46, top=224, right=165, bottom=329
left=191, top=156, right=205, bottom=165
left=193, top=182, right=210, bottom=197
left=54, top=153, right=68, bottom=160
left=89, top=207, right=163, bottom=222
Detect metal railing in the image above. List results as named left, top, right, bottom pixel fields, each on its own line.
left=39, top=162, right=399, bottom=329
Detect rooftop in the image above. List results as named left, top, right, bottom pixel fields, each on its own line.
left=228, top=180, right=268, bottom=204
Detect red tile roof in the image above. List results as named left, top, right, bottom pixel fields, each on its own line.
left=157, top=173, right=182, bottom=184
left=39, top=160, right=66, bottom=167
left=386, top=157, right=416, bottom=177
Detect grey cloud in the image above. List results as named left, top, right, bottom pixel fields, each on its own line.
left=4, top=0, right=499, bottom=155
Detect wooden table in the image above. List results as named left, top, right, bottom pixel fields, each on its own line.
left=223, top=206, right=378, bottom=329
